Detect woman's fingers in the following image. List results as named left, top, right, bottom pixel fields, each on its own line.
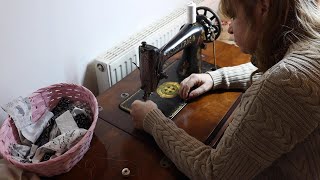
left=180, top=75, right=197, bottom=99
left=179, top=73, right=214, bottom=100
left=130, top=100, right=158, bottom=130
left=189, top=85, right=208, bottom=99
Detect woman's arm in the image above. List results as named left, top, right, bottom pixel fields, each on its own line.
left=143, top=61, right=318, bottom=179
left=179, top=62, right=258, bottom=99
left=206, top=62, right=258, bottom=90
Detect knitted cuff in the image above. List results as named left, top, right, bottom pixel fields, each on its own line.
left=206, top=70, right=224, bottom=90
left=143, top=109, right=167, bottom=135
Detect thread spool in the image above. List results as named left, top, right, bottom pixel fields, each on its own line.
left=121, top=167, right=130, bottom=178
left=187, top=1, right=196, bottom=24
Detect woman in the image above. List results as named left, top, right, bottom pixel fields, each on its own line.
left=131, top=0, right=320, bottom=179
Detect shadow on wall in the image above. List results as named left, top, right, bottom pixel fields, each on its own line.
left=82, top=61, right=99, bottom=97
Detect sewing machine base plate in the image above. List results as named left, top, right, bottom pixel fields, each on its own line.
left=119, top=60, right=218, bottom=119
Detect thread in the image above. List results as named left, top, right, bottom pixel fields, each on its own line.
left=212, top=34, right=217, bottom=70
left=187, top=1, right=196, bottom=24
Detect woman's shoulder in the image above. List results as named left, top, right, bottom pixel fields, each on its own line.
left=285, top=40, right=320, bottom=58
left=244, top=43, right=320, bottom=111
left=263, top=40, right=320, bottom=84
left=241, top=39, right=320, bottom=102
left=245, top=39, right=320, bottom=98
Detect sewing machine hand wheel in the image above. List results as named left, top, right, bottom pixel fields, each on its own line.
left=196, top=6, right=222, bottom=43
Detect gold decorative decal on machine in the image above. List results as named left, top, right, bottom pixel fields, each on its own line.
left=156, top=82, right=180, bottom=98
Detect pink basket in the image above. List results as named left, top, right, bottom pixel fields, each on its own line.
left=0, top=83, right=98, bottom=177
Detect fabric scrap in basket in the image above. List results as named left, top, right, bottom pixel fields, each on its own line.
left=9, top=144, right=38, bottom=163
left=55, top=111, right=79, bottom=134
left=2, top=97, right=32, bottom=129
left=32, top=128, right=87, bottom=163
left=2, top=97, right=53, bottom=144
left=4, top=96, right=92, bottom=164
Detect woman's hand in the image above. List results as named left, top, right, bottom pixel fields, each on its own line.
left=130, top=100, right=158, bottom=130
left=179, top=73, right=213, bottom=100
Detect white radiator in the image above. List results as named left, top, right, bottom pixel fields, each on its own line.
left=95, top=0, right=206, bottom=94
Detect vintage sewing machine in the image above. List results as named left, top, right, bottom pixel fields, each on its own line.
left=120, top=6, right=222, bottom=118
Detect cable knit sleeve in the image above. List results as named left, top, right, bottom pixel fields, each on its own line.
left=206, top=62, right=258, bottom=90
left=143, top=55, right=320, bottom=179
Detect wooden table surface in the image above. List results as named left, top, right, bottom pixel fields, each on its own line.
left=53, top=41, right=250, bottom=180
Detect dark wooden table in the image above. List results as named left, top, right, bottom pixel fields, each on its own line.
left=53, top=41, right=250, bottom=180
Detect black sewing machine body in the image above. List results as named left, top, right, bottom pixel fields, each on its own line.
left=138, top=6, right=222, bottom=100
left=120, top=6, right=222, bottom=118
left=139, top=23, right=206, bottom=100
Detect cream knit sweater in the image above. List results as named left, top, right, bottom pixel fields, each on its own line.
left=143, top=40, right=320, bottom=180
